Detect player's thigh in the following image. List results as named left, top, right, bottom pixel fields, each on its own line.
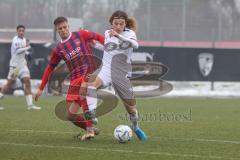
left=79, top=81, right=88, bottom=97
left=90, top=76, right=104, bottom=89
left=66, top=78, right=83, bottom=101
left=19, top=66, right=30, bottom=80
left=112, top=71, right=134, bottom=97
left=97, top=65, right=112, bottom=87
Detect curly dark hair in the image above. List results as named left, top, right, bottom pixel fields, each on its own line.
left=109, top=10, right=137, bottom=32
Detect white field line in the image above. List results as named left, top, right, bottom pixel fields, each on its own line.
left=8, top=129, right=240, bottom=145
left=0, top=142, right=239, bottom=160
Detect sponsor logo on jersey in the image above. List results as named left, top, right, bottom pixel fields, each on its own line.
left=69, top=47, right=81, bottom=59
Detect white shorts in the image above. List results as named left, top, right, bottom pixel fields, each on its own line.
left=7, top=66, right=30, bottom=80
left=97, top=54, right=134, bottom=100
left=98, top=65, right=112, bottom=87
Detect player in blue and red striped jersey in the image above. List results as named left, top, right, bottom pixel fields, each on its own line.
left=34, top=17, right=104, bottom=140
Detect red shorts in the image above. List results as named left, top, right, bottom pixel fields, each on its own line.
left=66, top=77, right=84, bottom=101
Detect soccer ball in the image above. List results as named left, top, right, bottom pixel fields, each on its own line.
left=114, top=125, right=133, bottom=143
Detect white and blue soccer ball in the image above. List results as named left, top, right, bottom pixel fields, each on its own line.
left=114, top=125, right=133, bottom=143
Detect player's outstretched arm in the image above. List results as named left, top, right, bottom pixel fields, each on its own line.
left=81, top=30, right=105, bottom=45
left=90, top=40, right=104, bottom=51
left=34, top=48, right=61, bottom=101
left=34, top=65, right=54, bottom=101
left=35, top=89, right=43, bottom=101
left=109, top=30, right=138, bottom=49
left=16, top=46, right=31, bottom=54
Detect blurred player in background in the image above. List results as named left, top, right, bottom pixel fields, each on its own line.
left=86, top=10, right=147, bottom=141
left=34, top=17, right=104, bottom=140
left=0, top=25, right=41, bottom=110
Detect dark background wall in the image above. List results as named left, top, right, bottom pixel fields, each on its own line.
left=138, top=46, right=240, bottom=81
left=0, top=43, right=240, bottom=81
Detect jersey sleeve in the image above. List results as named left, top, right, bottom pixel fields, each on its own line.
left=11, top=37, right=31, bottom=55
left=15, top=46, right=31, bottom=54
left=118, top=30, right=139, bottom=49
left=127, top=30, right=137, bottom=41
left=48, top=48, right=62, bottom=68
left=80, top=30, right=105, bottom=45
left=38, top=48, right=62, bottom=90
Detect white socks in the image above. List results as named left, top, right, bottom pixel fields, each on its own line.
left=26, top=94, right=33, bottom=107
left=129, top=110, right=139, bottom=130
left=86, top=86, right=97, bottom=111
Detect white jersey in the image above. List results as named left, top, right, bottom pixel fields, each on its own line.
left=102, top=28, right=137, bottom=68
left=98, top=28, right=138, bottom=86
left=10, top=36, right=30, bottom=67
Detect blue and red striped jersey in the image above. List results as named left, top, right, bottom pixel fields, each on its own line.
left=49, top=30, right=104, bottom=80
left=39, top=30, right=104, bottom=90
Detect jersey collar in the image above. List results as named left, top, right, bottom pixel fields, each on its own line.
left=61, top=32, right=72, bottom=43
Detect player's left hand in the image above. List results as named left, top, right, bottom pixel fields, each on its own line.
left=34, top=89, right=43, bottom=101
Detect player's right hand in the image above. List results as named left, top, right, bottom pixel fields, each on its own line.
left=109, top=29, right=119, bottom=38
left=35, top=89, right=43, bottom=101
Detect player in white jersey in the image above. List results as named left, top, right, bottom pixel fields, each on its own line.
left=86, top=10, right=147, bottom=141
left=0, top=25, right=40, bottom=110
